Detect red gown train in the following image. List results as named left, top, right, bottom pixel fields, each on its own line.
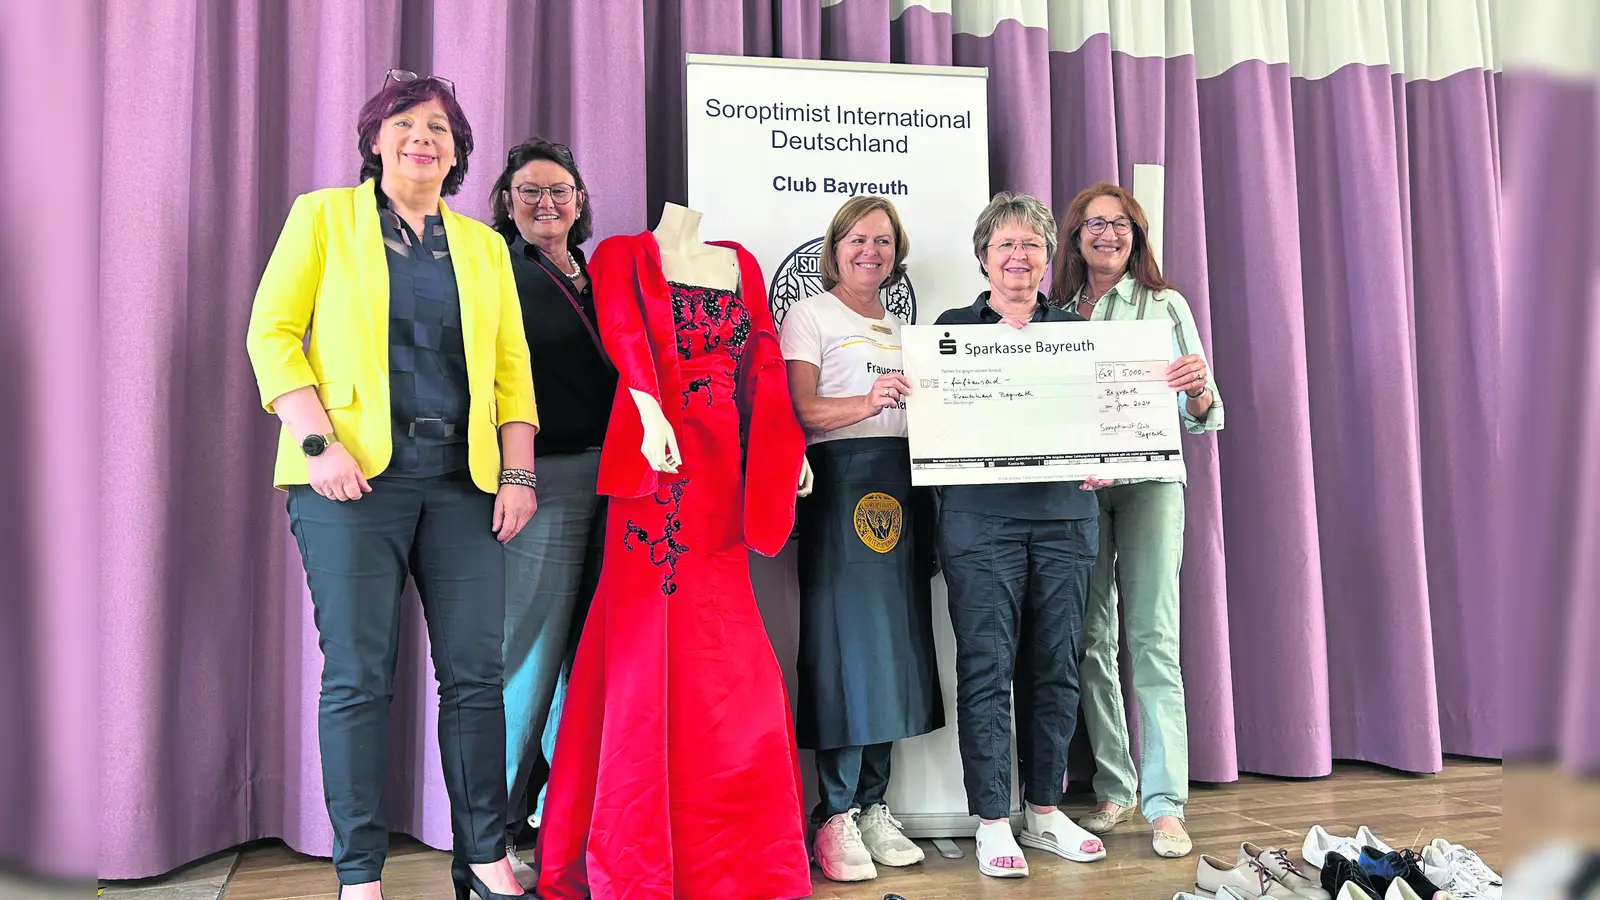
left=536, top=232, right=812, bottom=900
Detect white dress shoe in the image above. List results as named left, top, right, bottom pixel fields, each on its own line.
left=1338, top=883, right=1379, bottom=900
left=1196, top=854, right=1303, bottom=898
left=1238, top=842, right=1331, bottom=899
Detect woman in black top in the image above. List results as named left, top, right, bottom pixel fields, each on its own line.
left=488, top=138, right=617, bottom=880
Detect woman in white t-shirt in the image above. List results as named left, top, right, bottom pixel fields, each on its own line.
left=780, top=196, right=944, bottom=884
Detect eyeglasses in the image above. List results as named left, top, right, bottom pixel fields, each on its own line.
left=1083, top=216, right=1133, bottom=235
left=513, top=184, right=578, bottom=206
left=989, top=240, right=1047, bottom=257
left=382, top=69, right=456, bottom=95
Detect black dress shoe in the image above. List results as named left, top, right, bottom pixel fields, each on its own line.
left=1359, top=847, right=1446, bottom=900
left=1323, top=853, right=1390, bottom=899
left=451, top=858, right=526, bottom=900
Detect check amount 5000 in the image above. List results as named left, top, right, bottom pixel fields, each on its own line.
left=899, top=321, right=1186, bottom=486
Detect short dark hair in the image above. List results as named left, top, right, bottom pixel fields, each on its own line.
left=489, top=138, right=594, bottom=248
left=355, top=77, right=473, bottom=196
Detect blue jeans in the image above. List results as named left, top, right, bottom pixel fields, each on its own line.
left=1079, top=480, right=1189, bottom=821
left=502, top=450, right=605, bottom=834
left=938, top=510, right=1097, bottom=821
left=812, top=743, right=893, bottom=823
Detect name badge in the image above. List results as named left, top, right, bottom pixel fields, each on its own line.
left=870, top=324, right=894, bottom=335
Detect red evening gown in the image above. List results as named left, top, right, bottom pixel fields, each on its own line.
left=536, top=233, right=812, bottom=900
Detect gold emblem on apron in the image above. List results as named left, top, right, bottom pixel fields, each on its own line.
left=853, top=492, right=903, bottom=553
left=870, top=324, right=894, bottom=335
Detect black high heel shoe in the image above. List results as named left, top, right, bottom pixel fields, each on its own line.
left=450, top=858, right=527, bottom=900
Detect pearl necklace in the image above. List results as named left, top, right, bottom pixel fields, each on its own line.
left=556, top=249, right=578, bottom=276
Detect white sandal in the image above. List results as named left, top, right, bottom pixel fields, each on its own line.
left=975, top=821, right=1029, bottom=878
left=1018, top=807, right=1108, bottom=863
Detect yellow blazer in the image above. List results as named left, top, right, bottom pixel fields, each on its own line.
left=245, top=178, right=538, bottom=493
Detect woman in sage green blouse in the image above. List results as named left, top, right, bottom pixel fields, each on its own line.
left=1050, top=182, right=1223, bottom=859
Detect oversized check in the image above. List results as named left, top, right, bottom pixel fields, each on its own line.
left=900, top=320, right=1185, bottom=486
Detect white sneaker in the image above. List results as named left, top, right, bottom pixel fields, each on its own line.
left=1425, top=839, right=1501, bottom=894
left=1304, top=825, right=1363, bottom=868
left=813, top=810, right=877, bottom=882
left=1357, top=826, right=1396, bottom=855
left=856, top=804, right=924, bottom=867
left=1196, top=854, right=1304, bottom=898
left=1239, top=842, right=1331, bottom=899
left=1422, top=840, right=1501, bottom=900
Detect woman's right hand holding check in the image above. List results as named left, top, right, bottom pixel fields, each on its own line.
left=863, top=372, right=913, bottom=416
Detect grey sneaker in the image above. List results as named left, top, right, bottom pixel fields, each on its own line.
left=857, top=804, right=924, bottom=867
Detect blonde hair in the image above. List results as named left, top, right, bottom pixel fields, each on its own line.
left=818, top=196, right=910, bottom=291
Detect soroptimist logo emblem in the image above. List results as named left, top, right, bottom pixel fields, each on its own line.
left=769, top=236, right=917, bottom=329
left=852, top=492, right=903, bottom=553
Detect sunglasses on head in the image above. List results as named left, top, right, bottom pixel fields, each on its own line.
left=382, top=69, right=456, bottom=95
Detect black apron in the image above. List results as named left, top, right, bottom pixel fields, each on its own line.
left=795, top=436, right=945, bottom=750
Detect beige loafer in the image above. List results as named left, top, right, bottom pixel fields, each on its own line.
left=1079, top=805, right=1133, bottom=834
left=1154, top=828, right=1194, bottom=858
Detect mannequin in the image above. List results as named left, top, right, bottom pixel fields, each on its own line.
left=629, top=202, right=814, bottom=495
left=537, top=203, right=817, bottom=900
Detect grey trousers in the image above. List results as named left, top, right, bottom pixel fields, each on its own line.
left=287, top=471, right=509, bottom=884
left=502, top=449, right=605, bottom=836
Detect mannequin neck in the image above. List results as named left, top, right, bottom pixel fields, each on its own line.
left=653, top=203, right=703, bottom=259
left=651, top=202, right=737, bottom=291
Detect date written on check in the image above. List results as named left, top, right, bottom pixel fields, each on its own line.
left=899, top=320, right=1185, bottom=486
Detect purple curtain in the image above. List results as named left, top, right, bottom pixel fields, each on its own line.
left=82, top=0, right=1534, bottom=881
left=1499, top=11, right=1600, bottom=772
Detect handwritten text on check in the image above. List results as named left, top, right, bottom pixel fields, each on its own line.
left=900, top=320, right=1186, bottom=486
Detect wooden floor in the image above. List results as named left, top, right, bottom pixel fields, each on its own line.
left=216, top=760, right=1501, bottom=900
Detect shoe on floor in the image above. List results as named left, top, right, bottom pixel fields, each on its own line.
left=1357, top=826, right=1396, bottom=855
left=975, top=820, right=1029, bottom=878
left=1176, top=888, right=1255, bottom=900
left=1322, top=854, right=1392, bottom=900
left=1155, top=824, right=1193, bottom=859
left=856, top=803, right=924, bottom=867
left=1196, top=854, right=1304, bottom=898
left=1359, top=847, right=1448, bottom=900
left=813, top=810, right=877, bottom=882
left=1423, top=838, right=1501, bottom=899
left=1081, top=804, right=1134, bottom=834
left=1018, top=807, right=1106, bottom=863
left=1304, top=825, right=1364, bottom=868
left=1239, top=841, right=1330, bottom=899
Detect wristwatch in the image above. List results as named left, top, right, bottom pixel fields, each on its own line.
left=301, top=433, right=338, bottom=457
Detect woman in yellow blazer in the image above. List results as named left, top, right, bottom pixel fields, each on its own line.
left=245, top=71, right=534, bottom=900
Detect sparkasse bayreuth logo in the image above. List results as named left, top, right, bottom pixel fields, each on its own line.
left=769, top=236, right=916, bottom=328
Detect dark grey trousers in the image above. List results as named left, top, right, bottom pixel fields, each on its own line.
left=287, top=471, right=509, bottom=884
left=938, top=510, right=1098, bottom=821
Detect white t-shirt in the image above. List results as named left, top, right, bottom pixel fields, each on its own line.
left=780, top=291, right=908, bottom=444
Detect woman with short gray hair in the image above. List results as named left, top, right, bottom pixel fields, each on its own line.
left=932, top=191, right=1109, bottom=878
